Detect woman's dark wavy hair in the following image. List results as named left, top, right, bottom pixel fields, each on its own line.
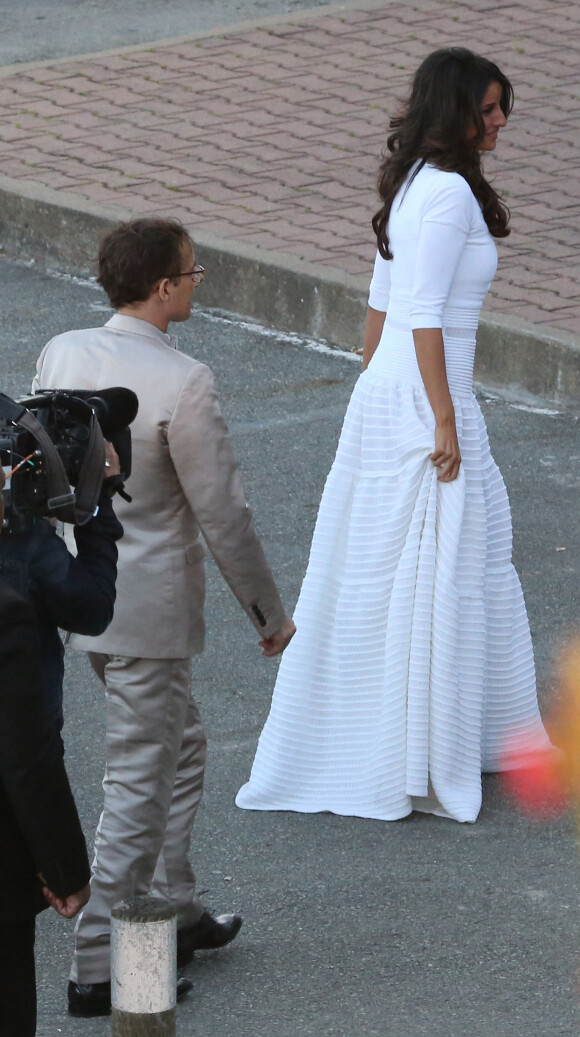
left=372, top=48, right=514, bottom=259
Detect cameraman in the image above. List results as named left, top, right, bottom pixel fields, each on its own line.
left=0, top=467, right=91, bottom=1037
left=0, top=440, right=123, bottom=732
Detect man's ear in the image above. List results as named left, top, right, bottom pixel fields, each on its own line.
left=156, top=277, right=173, bottom=302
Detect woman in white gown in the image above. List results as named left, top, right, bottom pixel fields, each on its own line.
left=236, top=48, right=550, bottom=823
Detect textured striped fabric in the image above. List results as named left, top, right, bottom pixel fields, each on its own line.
left=236, top=321, right=550, bottom=823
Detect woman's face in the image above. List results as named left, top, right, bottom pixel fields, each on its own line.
left=476, top=81, right=507, bottom=150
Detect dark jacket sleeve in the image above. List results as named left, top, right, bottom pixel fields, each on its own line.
left=30, top=495, right=123, bottom=636
left=0, top=582, right=90, bottom=904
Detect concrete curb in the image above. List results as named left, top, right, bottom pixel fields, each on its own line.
left=0, top=0, right=394, bottom=78
left=1, top=174, right=579, bottom=408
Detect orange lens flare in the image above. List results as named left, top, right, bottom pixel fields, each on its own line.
left=500, top=640, right=580, bottom=821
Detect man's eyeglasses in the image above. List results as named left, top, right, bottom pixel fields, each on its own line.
left=172, top=265, right=205, bottom=284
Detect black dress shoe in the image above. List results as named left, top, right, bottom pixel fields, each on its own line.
left=68, top=980, right=111, bottom=1018
left=67, top=976, right=193, bottom=1017
left=177, top=910, right=243, bottom=967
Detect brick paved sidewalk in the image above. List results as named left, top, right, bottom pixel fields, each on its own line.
left=0, top=0, right=578, bottom=335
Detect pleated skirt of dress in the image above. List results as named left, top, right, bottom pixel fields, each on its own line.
left=236, top=339, right=550, bottom=823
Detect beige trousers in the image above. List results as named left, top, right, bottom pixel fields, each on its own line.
left=70, top=654, right=207, bottom=984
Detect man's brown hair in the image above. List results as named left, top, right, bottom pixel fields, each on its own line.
left=98, top=218, right=193, bottom=309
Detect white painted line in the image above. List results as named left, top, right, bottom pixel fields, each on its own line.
left=197, top=309, right=361, bottom=362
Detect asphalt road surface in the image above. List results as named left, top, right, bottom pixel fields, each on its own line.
left=1, top=255, right=579, bottom=1037
left=0, top=0, right=332, bottom=66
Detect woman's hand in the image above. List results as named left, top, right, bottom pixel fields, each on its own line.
left=412, top=329, right=461, bottom=483
left=431, top=418, right=461, bottom=482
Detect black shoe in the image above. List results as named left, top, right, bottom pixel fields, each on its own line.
left=67, top=976, right=193, bottom=1017
left=68, top=981, right=111, bottom=1018
left=177, top=911, right=243, bottom=967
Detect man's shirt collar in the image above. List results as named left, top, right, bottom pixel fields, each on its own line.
left=105, top=313, right=178, bottom=350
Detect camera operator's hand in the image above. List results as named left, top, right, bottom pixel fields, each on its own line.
left=104, top=440, right=121, bottom=478
left=42, top=882, right=90, bottom=918
left=101, top=439, right=133, bottom=503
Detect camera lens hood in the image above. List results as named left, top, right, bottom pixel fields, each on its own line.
left=67, top=387, right=139, bottom=439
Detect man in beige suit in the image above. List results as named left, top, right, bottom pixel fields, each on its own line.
left=33, top=218, right=295, bottom=1018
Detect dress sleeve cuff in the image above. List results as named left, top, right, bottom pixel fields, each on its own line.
left=409, top=312, right=443, bottom=330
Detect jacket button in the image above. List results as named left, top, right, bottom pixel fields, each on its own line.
left=251, top=603, right=266, bottom=627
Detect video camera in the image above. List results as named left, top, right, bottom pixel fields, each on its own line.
left=0, top=388, right=138, bottom=534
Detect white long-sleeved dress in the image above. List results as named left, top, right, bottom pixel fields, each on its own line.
left=236, top=163, right=549, bottom=823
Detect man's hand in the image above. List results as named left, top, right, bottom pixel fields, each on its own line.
left=42, top=882, right=90, bottom=918
left=259, top=615, right=296, bottom=657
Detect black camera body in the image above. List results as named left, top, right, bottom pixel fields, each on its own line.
left=0, top=389, right=138, bottom=534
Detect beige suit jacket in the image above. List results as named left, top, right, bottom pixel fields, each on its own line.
left=33, top=314, right=286, bottom=658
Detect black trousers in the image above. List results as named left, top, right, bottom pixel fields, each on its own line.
left=0, top=918, right=36, bottom=1036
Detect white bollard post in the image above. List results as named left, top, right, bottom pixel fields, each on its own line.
left=111, top=894, right=177, bottom=1036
